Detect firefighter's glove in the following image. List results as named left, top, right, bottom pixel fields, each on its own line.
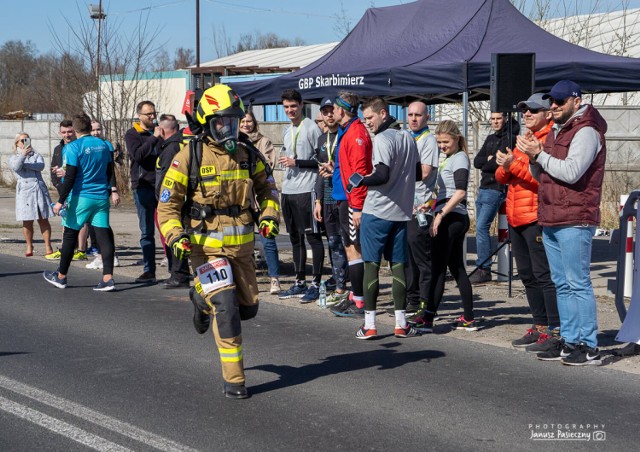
left=259, top=219, right=279, bottom=239
left=171, top=234, right=192, bottom=260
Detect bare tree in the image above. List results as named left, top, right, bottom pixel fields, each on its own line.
left=333, top=0, right=353, bottom=38
left=48, top=5, right=167, bottom=194
left=174, top=47, right=195, bottom=69
left=211, top=26, right=305, bottom=58
left=153, top=48, right=173, bottom=72
left=235, top=32, right=305, bottom=53
left=211, top=24, right=234, bottom=58
left=0, top=41, right=37, bottom=112
left=0, top=41, right=90, bottom=116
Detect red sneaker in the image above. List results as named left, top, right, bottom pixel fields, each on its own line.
left=355, top=325, right=378, bottom=340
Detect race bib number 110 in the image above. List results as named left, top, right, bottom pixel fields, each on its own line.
left=196, top=258, right=233, bottom=294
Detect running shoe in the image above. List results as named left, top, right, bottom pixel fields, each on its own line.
left=325, top=290, right=350, bottom=306
left=278, top=282, right=307, bottom=299
left=512, top=325, right=543, bottom=348
left=537, top=339, right=574, bottom=361
left=525, top=334, right=560, bottom=353
left=86, top=257, right=103, bottom=269
left=94, top=279, right=115, bottom=292
left=409, top=310, right=434, bottom=333
left=72, top=250, right=88, bottom=261
left=394, top=324, right=421, bottom=338
left=452, top=316, right=479, bottom=331
left=43, top=270, right=67, bottom=289
left=561, top=343, right=602, bottom=366
left=45, top=250, right=61, bottom=260
left=355, top=325, right=378, bottom=340
left=300, top=284, right=320, bottom=304
left=332, top=301, right=364, bottom=317
left=270, top=278, right=281, bottom=295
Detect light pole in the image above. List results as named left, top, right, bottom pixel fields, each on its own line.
left=196, top=0, right=200, bottom=68
left=89, top=2, right=106, bottom=120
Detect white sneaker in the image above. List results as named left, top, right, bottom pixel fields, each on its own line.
left=86, top=257, right=103, bottom=269
left=113, top=255, right=120, bottom=267
left=159, top=256, right=168, bottom=267
left=270, top=278, right=281, bottom=295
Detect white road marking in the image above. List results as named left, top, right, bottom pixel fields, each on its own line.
left=0, top=375, right=198, bottom=452
left=0, top=395, right=132, bottom=452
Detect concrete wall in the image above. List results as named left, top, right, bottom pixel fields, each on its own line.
left=2, top=106, right=639, bottom=222
left=0, top=120, right=60, bottom=186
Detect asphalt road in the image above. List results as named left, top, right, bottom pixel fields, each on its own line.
left=1, top=254, right=638, bottom=451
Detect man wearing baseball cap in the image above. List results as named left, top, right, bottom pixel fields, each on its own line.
left=516, top=80, right=607, bottom=366
left=313, top=96, right=350, bottom=305
left=495, top=93, right=560, bottom=354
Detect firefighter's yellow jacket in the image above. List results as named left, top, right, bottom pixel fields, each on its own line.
left=157, top=137, right=280, bottom=257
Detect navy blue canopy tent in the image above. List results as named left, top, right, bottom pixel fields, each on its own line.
left=230, top=0, right=640, bottom=105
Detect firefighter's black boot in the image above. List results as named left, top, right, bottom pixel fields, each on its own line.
left=223, top=382, right=249, bottom=399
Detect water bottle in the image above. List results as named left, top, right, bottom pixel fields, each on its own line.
left=414, top=194, right=421, bottom=209
left=318, top=281, right=327, bottom=308
left=51, top=202, right=67, bottom=218
left=415, top=195, right=428, bottom=228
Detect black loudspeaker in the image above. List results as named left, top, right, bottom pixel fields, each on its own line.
left=490, top=53, right=535, bottom=112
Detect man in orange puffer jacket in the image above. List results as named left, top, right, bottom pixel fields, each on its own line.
left=495, top=93, right=560, bottom=354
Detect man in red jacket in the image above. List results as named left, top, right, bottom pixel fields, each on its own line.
left=517, top=80, right=606, bottom=366
left=325, top=91, right=372, bottom=317
left=495, top=93, right=559, bottom=354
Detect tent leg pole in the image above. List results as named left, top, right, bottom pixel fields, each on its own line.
left=462, top=90, right=469, bottom=139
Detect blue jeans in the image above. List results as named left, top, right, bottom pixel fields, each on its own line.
left=133, top=186, right=157, bottom=274
left=474, top=188, right=505, bottom=269
left=258, top=234, right=280, bottom=278
left=542, top=226, right=598, bottom=348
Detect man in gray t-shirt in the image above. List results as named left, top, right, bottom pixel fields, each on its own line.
left=405, top=101, right=439, bottom=312
left=351, top=97, right=420, bottom=340
left=277, top=89, right=325, bottom=303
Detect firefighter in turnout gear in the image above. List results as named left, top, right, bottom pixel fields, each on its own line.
left=157, top=84, right=280, bottom=399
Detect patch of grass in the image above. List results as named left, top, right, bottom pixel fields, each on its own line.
left=0, top=223, right=21, bottom=229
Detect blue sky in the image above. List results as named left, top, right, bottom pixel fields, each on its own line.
left=2, top=0, right=639, bottom=62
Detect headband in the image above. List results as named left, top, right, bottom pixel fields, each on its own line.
left=335, top=97, right=358, bottom=115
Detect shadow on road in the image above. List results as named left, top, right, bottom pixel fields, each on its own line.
left=0, top=352, right=30, bottom=357
left=246, top=347, right=445, bottom=395
left=0, top=270, right=43, bottom=278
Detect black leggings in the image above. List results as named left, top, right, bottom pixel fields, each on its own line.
left=60, top=226, right=115, bottom=275
left=427, top=213, right=474, bottom=320
left=290, top=231, right=325, bottom=282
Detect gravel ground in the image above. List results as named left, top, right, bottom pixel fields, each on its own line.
left=1, top=187, right=638, bottom=374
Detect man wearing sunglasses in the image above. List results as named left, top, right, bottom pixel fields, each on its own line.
left=495, top=93, right=559, bottom=355
left=516, top=80, right=607, bottom=367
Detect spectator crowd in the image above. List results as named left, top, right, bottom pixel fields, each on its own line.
left=21, top=79, right=606, bottom=370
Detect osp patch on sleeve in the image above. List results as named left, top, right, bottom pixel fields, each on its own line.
left=160, top=188, right=171, bottom=203
left=356, top=138, right=364, bottom=146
